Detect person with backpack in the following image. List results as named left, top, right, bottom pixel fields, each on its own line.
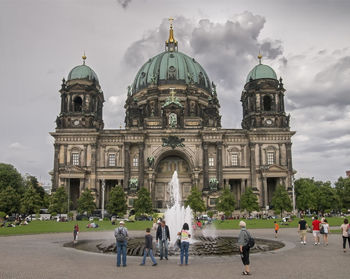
left=114, top=220, right=128, bottom=267
left=237, top=220, right=253, bottom=276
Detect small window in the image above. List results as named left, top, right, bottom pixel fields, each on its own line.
left=232, top=154, right=238, bottom=166
left=128, top=199, right=134, bottom=207
left=210, top=198, right=217, bottom=206
left=263, top=95, right=272, bottom=111
left=267, top=152, right=275, bottom=165
left=73, top=96, right=83, bottom=112
left=72, top=153, right=80, bottom=166
left=133, top=157, right=138, bottom=167
left=209, top=157, right=215, bottom=167
left=108, top=154, right=116, bottom=167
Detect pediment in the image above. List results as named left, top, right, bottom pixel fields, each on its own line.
left=265, top=164, right=288, bottom=173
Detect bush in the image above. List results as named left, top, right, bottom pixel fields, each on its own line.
left=51, top=212, right=57, bottom=217
left=103, top=217, right=110, bottom=221
left=81, top=216, right=89, bottom=221
left=0, top=211, right=6, bottom=220
left=207, top=211, right=214, bottom=218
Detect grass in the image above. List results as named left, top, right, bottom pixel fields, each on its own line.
left=213, top=217, right=345, bottom=230
left=0, top=217, right=346, bottom=236
left=0, top=220, right=152, bottom=236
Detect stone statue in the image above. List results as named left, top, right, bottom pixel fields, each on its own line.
left=169, top=113, right=177, bottom=128
left=127, top=85, right=132, bottom=96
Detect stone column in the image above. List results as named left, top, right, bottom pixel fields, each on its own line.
left=286, top=143, right=293, bottom=171
left=262, top=176, right=268, bottom=208
left=203, top=142, right=209, bottom=190
left=216, top=142, right=223, bottom=188
left=64, top=144, right=67, bottom=165
left=241, top=179, right=246, bottom=194
left=278, top=143, right=282, bottom=166
left=249, top=143, right=256, bottom=188
left=240, top=144, right=245, bottom=167
left=83, top=145, right=87, bottom=167
left=53, top=143, right=60, bottom=191
left=124, top=143, right=131, bottom=190
left=138, top=143, right=145, bottom=188
left=90, top=144, right=97, bottom=189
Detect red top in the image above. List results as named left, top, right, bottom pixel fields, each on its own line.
left=312, top=219, right=321, bottom=231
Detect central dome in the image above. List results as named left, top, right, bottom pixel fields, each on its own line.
left=132, top=23, right=211, bottom=94
left=132, top=51, right=212, bottom=93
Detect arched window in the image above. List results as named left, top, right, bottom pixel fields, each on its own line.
left=263, top=95, right=272, bottom=111
left=73, top=96, right=83, bottom=112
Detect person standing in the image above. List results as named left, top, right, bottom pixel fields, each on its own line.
left=73, top=223, right=79, bottom=243
left=179, top=223, right=191, bottom=265
left=274, top=221, right=279, bottom=238
left=156, top=220, right=170, bottom=260
left=298, top=216, right=308, bottom=245
left=140, top=228, right=157, bottom=266
left=115, top=221, right=128, bottom=267
left=237, top=221, right=251, bottom=276
left=340, top=218, right=350, bottom=253
left=312, top=216, right=321, bottom=245
left=321, top=218, right=329, bottom=246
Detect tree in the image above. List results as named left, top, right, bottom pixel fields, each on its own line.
left=77, top=190, right=96, bottom=215
left=0, top=163, right=24, bottom=192
left=271, top=185, right=292, bottom=218
left=106, top=186, right=127, bottom=217
left=134, top=187, right=153, bottom=216
left=184, top=187, right=205, bottom=216
left=317, top=182, right=339, bottom=214
left=49, top=187, right=68, bottom=216
left=216, top=188, right=236, bottom=218
left=335, top=177, right=350, bottom=210
left=0, top=186, right=20, bottom=215
left=24, top=175, right=46, bottom=207
left=240, top=187, right=259, bottom=216
left=294, top=178, right=318, bottom=212
left=21, top=185, right=42, bottom=217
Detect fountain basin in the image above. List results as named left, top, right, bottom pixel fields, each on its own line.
left=65, top=236, right=284, bottom=256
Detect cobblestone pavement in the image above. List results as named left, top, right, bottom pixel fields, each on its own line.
left=0, top=227, right=348, bottom=279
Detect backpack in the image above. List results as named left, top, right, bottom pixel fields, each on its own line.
left=244, top=231, right=255, bottom=248
left=116, top=227, right=127, bottom=242
left=320, top=224, right=325, bottom=234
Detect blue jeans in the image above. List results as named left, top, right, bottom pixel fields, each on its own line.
left=159, top=239, right=168, bottom=259
left=141, top=248, right=157, bottom=264
left=180, top=241, right=190, bottom=264
left=116, top=241, right=127, bottom=266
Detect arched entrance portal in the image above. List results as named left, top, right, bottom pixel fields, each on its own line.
left=154, top=155, right=192, bottom=209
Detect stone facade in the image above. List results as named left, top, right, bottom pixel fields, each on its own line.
left=50, top=29, right=295, bottom=212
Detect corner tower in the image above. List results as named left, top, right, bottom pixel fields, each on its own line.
left=55, top=55, right=104, bottom=130
left=241, top=55, right=289, bottom=130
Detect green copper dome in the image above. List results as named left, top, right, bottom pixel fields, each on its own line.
left=132, top=51, right=212, bottom=94
left=246, top=63, right=277, bottom=83
left=67, top=64, right=99, bottom=83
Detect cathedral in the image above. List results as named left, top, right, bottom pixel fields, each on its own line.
left=50, top=22, right=295, bottom=212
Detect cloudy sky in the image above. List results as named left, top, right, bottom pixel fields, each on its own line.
left=0, top=0, right=349, bottom=185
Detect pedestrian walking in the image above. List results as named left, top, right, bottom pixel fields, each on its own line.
left=73, top=224, right=79, bottom=243
left=340, top=218, right=350, bottom=253
left=298, top=215, right=308, bottom=244
left=237, top=220, right=252, bottom=276
left=312, top=216, right=321, bottom=245
left=179, top=223, right=191, bottom=265
left=156, top=220, right=170, bottom=260
left=140, top=228, right=157, bottom=266
left=274, top=221, right=279, bottom=238
left=320, top=218, right=329, bottom=246
left=115, top=220, right=128, bottom=267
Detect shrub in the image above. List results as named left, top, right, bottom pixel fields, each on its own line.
left=0, top=211, right=6, bottom=219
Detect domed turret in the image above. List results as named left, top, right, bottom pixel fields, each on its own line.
left=67, top=55, right=99, bottom=83
left=245, top=54, right=277, bottom=83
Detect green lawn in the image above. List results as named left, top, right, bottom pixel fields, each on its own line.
left=0, top=217, right=346, bottom=236
left=213, top=217, right=345, bottom=230
left=0, top=220, right=152, bottom=236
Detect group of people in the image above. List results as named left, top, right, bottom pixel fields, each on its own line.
left=296, top=215, right=330, bottom=245
left=114, top=220, right=192, bottom=267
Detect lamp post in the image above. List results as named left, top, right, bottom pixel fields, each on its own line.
left=101, top=179, right=105, bottom=219
left=65, top=166, right=71, bottom=214
left=292, top=175, right=296, bottom=215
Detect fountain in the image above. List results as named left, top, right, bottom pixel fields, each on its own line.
left=164, top=171, right=193, bottom=245
left=66, top=171, right=285, bottom=256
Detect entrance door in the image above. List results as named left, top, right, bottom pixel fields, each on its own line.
left=267, top=178, right=278, bottom=206
left=69, top=178, right=80, bottom=210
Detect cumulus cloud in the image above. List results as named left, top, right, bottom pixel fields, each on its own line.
left=9, top=142, right=26, bottom=150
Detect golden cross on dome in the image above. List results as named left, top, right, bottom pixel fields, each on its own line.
left=169, top=17, right=174, bottom=28
left=258, top=52, right=262, bottom=64
left=82, top=51, right=87, bottom=65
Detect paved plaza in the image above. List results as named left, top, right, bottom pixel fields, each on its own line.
left=0, top=228, right=348, bottom=279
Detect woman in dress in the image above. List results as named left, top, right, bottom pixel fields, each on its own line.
left=340, top=218, right=350, bottom=252
left=179, top=223, right=191, bottom=265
